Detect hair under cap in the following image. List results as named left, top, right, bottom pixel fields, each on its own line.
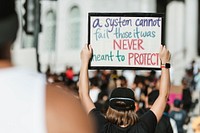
left=0, top=0, right=19, bottom=45
left=109, top=87, right=135, bottom=111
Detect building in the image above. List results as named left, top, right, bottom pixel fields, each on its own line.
left=14, top=0, right=199, bottom=85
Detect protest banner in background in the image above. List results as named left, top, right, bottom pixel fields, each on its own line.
left=88, top=13, right=164, bottom=70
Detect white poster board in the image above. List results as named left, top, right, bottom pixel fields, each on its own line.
left=88, top=13, right=164, bottom=70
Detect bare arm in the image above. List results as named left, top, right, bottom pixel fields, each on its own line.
left=79, top=44, right=96, bottom=114
left=150, top=45, right=171, bottom=122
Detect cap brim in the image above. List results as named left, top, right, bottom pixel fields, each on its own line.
left=109, top=98, right=135, bottom=111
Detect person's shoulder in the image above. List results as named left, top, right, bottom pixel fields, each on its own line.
left=141, top=110, right=157, bottom=120
left=89, top=107, right=107, bottom=124
left=180, top=110, right=187, bottom=117
left=128, top=123, right=150, bottom=133
left=159, top=114, right=172, bottom=125
left=46, top=84, right=94, bottom=133
left=169, top=111, right=175, bottom=115
left=136, top=108, right=149, bottom=117
left=89, top=107, right=102, bottom=115
left=136, top=110, right=157, bottom=133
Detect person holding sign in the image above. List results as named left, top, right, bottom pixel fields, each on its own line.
left=79, top=44, right=171, bottom=133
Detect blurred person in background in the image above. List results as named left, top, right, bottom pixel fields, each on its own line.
left=192, top=116, right=200, bottom=133
left=65, top=66, right=74, bottom=81
left=169, top=99, right=187, bottom=133
left=94, top=91, right=109, bottom=115
left=137, top=90, right=174, bottom=133
left=165, top=103, right=178, bottom=133
left=116, top=75, right=128, bottom=88
left=181, top=78, right=192, bottom=114
left=194, top=68, right=200, bottom=115
left=133, top=75, right=146, bottom=108
left=89, top=77, right=101, bottom=102
left=0, top=0, right=93, bottom=133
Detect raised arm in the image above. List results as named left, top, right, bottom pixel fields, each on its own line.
left=79, top=44, right=96, bottom=114
left=150, top=45, right=171, bottom=122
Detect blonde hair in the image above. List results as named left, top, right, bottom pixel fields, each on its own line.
left=106, top=106, right=138, bottom=127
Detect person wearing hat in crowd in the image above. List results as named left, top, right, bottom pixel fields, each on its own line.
left=169, top=99, right=187, bottom=133
left=79, top=44, right=171, bottom=133
left=0, top=0, right=93, bottom=133
left=136, top=90, right=174, bottom=133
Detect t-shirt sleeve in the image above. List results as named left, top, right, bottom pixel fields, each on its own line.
left=139, top=110, right=157, bottom=133
left=89, top=108, right=107, bottom=133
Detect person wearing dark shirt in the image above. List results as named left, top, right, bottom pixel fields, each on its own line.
left=170, top=99, right=187, bottom=133
left=137, top=90, right=173, bottom=133
left=79, top=44, right=171, bottom=133
left=181, top=78, right=192, bottom=113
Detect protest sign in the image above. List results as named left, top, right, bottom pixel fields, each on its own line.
left=88, top=13, right=164, bottom=69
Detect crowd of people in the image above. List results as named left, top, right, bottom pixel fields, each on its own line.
left=48, top=48, right=200, bottom=133
left=1, top=0, right=200, bottom=133
left=44, top=33, right=200, bottom=133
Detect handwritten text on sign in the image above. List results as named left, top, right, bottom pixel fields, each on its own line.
left=89, top=15, right=162, bottom=69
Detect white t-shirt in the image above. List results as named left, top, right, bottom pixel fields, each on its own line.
left=0, top=67, right=46, bottom=133
left=89, top=87, right=101, bottom=103
left=194, top=73, right=200, bottom=92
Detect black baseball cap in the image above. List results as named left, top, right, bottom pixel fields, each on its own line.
left=0, top=0, right=19, bottom=45
left=109, top=87, right=135, bottom=111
